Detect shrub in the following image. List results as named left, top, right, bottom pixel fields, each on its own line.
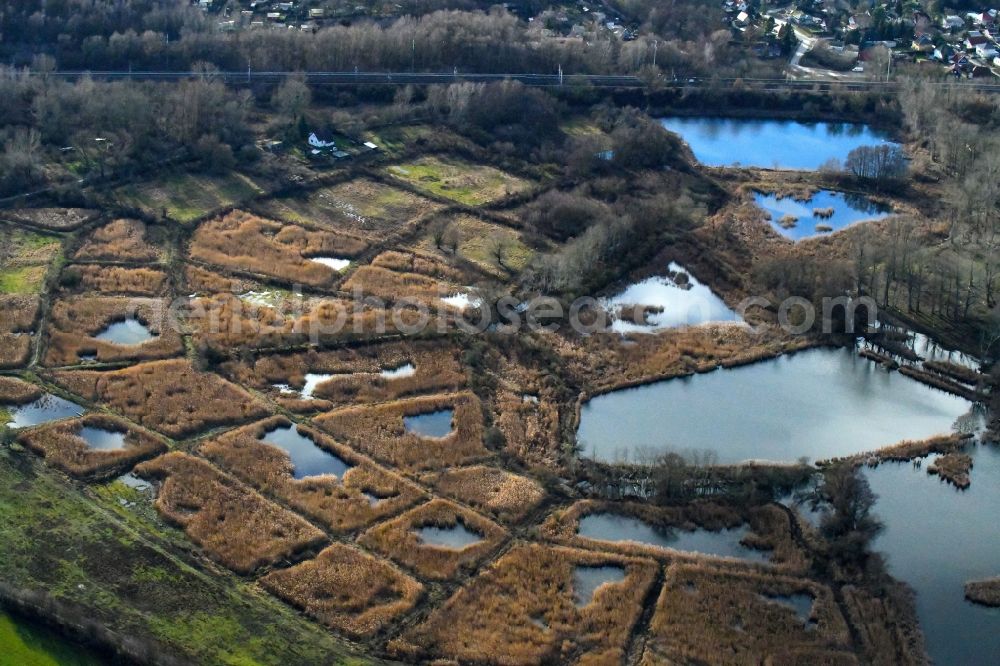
left=358, top=499, right=506, bottom=580
left=16, top=413, right=167, bottom=480
left=260, top=543, right=423, bottom=638
left=199, top=417, right=424, bottom=534
left=52, top=359, right=270, bottom=438
left=134, top=452, right=326, bottom=575
left=392, top=543, right=657, bottom=664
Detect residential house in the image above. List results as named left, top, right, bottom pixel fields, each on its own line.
left=942, top=15, right=965, bottom=30
left=911, top=33, right=934, bottom=53
left=975, top=42, right=999, bottom=59
left=965, top=30, right=989, bottom=49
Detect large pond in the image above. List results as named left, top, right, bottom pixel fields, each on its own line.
left=0, top=609, right=105, bottom=665
left=867, top=445, right=1000, bottom=665
left=754, top=190, right=892, bottom=240
left=577, top=347, right=972, bottom=464
left=602, top=262, right=739, bottom=333
left=578, top=513, right=769, bottom=562
left=659, top=118, right=897, bottom=170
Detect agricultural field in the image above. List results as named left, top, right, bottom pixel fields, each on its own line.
left=386, top=156, right=531, bottom=206
left=0, top=227, right=62, bottom=294
left=410, top=213, right=535, bottom=276
left=257, top=178, right=443, bottom=238
left=113, top=171, right=266, bottom=224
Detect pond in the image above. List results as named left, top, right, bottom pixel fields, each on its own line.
left=0, top=609, right=106, bottom=666
left=659, top=118, right=897, bottom=170
left=78, top=427, right=126, bottom=451
left=415, top=523, right=483, bottom=549
left=577, top=347, right=972, bottom=464
left=92, top=318, right=155, bottom=345
left=572, top=565, right=626, bottom=607
left=309, top=257, right=351, bottom=272
left=260, top=424, right=353, bottom=480
left=866, top=445, right=1000, bottom=665
left=577, top=513, right=769, bottom=562
left=404, top=409, right=454, bottom=438
left=381, top=363, right=416, bottom=379
left=603, top=262, right=739, bottom=333
left=4, top=394, right=84, bottom=429
left=754, top=190, right=892, bottom=240
left=274, top=373, right=334, bottom=400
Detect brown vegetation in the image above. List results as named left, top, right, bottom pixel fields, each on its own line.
left=52, top=359, right=270, bottom=438
left=259, top=543, right=423, bottom=638
left=199, top=417, right=424, bottom=534
left=358, top=499, right=506, bottom=581
left=314, top=392, right=489, bottom=471
left=0, top=208, right=97, bottom=231
left=73, top=219, right=162, bottom=263
left=840, top=583, right=926, bottom=665
left=183, top=264, right=264, bottom=294
left=392, top=543, right=657, bottom=664
left=641, top=563, right=854, bottom=665
left=820, top=433, right=972, bottom=468
left=0, top=295, right=39, bottom=368
left=43, top=297, right=183, bottom=366
left=16, top=413, right=167, bottom=480
left=494, top=388, right=562, bottom=469
left=927, top=452, right=973, bottom=489
left=0, top=376, right=44, bottom=404
left=922, top=360, right=982, bottom=385
left=964, top=578, right=1000, bottom=607
left=425, top=465, right=546, bottom=523
left=189, top=210, right=367, bottom=287
left=341, top=265, right=450, bottom=304
left=61, top=265, right=168, bottom=296
left=134, top=452, right=326, bottom=574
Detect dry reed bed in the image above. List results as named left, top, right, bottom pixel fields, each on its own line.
left=927, top=452, right=973, bottom=489
left=221, top=340, right=467, bottom=410
left=819, top=433, right=972, bottom=468
left=43, top=297, right=184, bottom=366
left=51, top=359, right=270, bottom=438
left=494, top=389, right=562, bottom=469
left=358, top=498, right=506, bottom=581
left=187, top=294, right=431, bottom=350
left=424, top=465, right=546, bottom=524
left=541, top=500, right=805, bottom=570
left=259, top=543, right=424, bottom=638
left=859, top=347, right=898, bottom=368
left=340, top=266, right=453, bottom=304
left=257, top=178, right=443, bottom=237
left=641, top=562, right=854, bottom=665
left=73, top=218, right=162, bottom=263
left=0, top=295, right=39, bottom=369
left=839, top=584, right=926, bottom=665
left=0, top=376, right=44, bottom=404
left=922, top=360, right=982, bottom=385
left=183, top=264, right=265, bottom=294
left=134, top=452, right=326, bottom=575
left=61, top=265, right=168, bottom=296
left=16, top=413, right=167, bottom=480
left=199, top=417, right=424, bottom=534
left=964, top=577, right=1000, bottom=607
left=898, top=365, right=984, bottom=401
left=0, top=208, right=98, bottom=231
left=189, top=210, right=367, bottom=288
left=391, top=542, right=657, bottom=665
left=314, top=391, right=489, bottom=471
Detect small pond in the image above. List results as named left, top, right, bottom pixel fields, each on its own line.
left=404, top=409, right=454, bottom=438
left=309, top=257, right=351, bottom=272
left=92, top=318, right=155, bottom=345
left=415, top=523, right=483, bottom=549
left=260, top=424, right=353, bottom=479
left=867, top=445, right=1000, bottom=665
left=754, top=190, right=891, bottom=240
left=573, top=565, right=626, bottom=607
left=603, top=262, right=738, bottom=333
left=659, top=117, right=897, bottom=170
left=4, top=394, right=84, bottom=429
left=78, top=427, right=126, bottom=450
left=381, top=363, right=416, bottom=379
left=274, top=373, right=334, bottom=400
left=440, top=293, right=481, bottom=311
left=577, top=347, right=972, bottom=464
left=578, top=513, right=769, bottom=562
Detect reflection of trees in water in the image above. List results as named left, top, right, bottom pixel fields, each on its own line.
left=842, top=192, right=890, bottom=215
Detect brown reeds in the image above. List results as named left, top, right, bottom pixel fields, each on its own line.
left=52, top=359, right=270, bottom=438
left=62, top=265, right=168, bottom=295
left=189, top=210, right=367, bottom=287
left=133, top=452, right=326, bottom=575
left=358, top=498, right=506, bottom=580
left=16, top=413, right=167, bottom=480
left=43, top=297, right=184, bottom=366
left=259, top=543, right=423, bottom=638
left=1, top=208, right=97, bottom=231
left=0, top=295, right=39, bottom=369
left=391, top=543, right=657, bottom=664
left=74, top=218, right=161, bottom=262
left=927, top=452, right=973, bottom=489
left=819, top=433, right=971, bottom=468
left=964, top=578, right=1000, bottom=607
left=313, top=392, right=489, bottom=471
left=199, top=417, right=424, bottom=534
left=425, top=465, right=546, bottom=523
left=494, top=389, right=562, bottom=468
left=0, top=376, right=44, bottom=404
left=922, top=360, right=981, bottom=385
left=899, top=365, right=983, bottom=401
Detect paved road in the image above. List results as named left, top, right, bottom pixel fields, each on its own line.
left=47, top=70, right=1000, bottom=93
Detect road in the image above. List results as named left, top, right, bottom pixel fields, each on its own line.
left=45, top=70, right=1000, bottom=94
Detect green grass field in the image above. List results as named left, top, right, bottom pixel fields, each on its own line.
left=115, top=172, right=265, bottom=224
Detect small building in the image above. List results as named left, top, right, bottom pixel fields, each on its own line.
left=308, top=8, right=325, bottom=18
left=942, top=15, right=965, bottom=30
left=975, top=43, right=999, bottom=59
left=363, top=141, right=379, bottom=150
left=308, top=132, right=336, bottom=150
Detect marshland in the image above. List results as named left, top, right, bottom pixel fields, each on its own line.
left=1, top=11, right=1000, bottom=664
